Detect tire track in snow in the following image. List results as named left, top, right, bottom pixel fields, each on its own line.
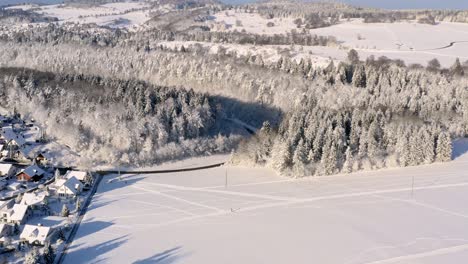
left=235, top=181, right=468, bottom=213
left=137, top=182, right=301, bottom=202
left=131, top=185, right=224, bottom=213
left=363, top=243, right=468, bottom=264
left=346, top=237, right=468, bottom=264
left=142, top=181, right=468, bottom=230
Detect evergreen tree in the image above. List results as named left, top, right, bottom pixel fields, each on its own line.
left=352, top=65, right=367, bottom=88
left=61, top=204, right=70, bottom=217
left=323, top=144, right=338, bottom=175
left=271, top=139, right=292, bottom=172
left=422, top=130, right=435, bottom=164
left=25, top=248, right=41, bottom=264
left=342, top=146, right=353, bottom=174
left=450, top=58, right=464, bottom=76
left=43, top=242, right=55, bottom=264
left=436, top=132, right=452, bottom=162
left=347, top=49, right=360, bottom=64
left=54, top=169, right=61, bottom=181
left=292, top=139, right=307, bottom=175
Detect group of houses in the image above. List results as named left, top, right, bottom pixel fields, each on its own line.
left=0, top=169, right=92, bottom=246
left=0, top=124, right=50, bottom=165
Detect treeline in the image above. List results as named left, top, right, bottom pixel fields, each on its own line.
left=0, top=8, right=58, bottom=24
left=240, top=1, right=468, bottom=26
left=132, top=29, right=338, bottom=47
left=232, top=57, right=468, bottom=176
left=0, top=22, right=338, bottom=48
left=0, top=68, right=241, bottom=165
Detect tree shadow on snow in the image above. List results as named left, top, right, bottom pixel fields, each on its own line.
left=97, top=174, right=147, bottom=195
left=70, top=218, right=116, bottom=241
left=64, top=235, right=129, bottom=264
left=452, top=138, right=468, bottom=160
left=133, top=246, right=187, bottom=264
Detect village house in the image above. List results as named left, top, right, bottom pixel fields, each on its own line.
left=21, top=192, right=49, bottom=216
left=54, top=177, right=83, bottom=197
left=64, top=170, right=89, bottom=183
left=14, top=148, right=32, bottom=162
left=16, top=165, right=45, bottom=182
left=1, top=127, right=26, bottom=148
left=0, top=163, right=16, bottom=179
left=34, top=152, right=50, bottom=165
left=0, top=200, right=15, bottom=223
left=20, top=224, right=51, bottom=245
left=4, top=204, right=31, bottom=225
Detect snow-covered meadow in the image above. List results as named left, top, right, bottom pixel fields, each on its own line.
left=6, top=2, right=154, bottom=28
left=309, top=19, right=468, bottom=67
left=212, top=10, right=468, bottom=67
left=62, top=140, right=468, bottom=263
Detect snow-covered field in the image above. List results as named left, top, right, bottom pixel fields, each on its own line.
left=7, top=2, right=154, bottom=28
left=63, top=140, right=468, bottom=264
left=212, top=11, right=468, bottom=67
left=213, top=10, right=297, bottom=35
left=309, top=20, right=468, bottom=67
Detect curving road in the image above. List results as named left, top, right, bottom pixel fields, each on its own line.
left=422, top=41, right=468, bottom=51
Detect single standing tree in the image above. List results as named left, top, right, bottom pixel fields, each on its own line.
left=347, top=49, right=360, bottom=64
left=427, top=58, right=441, bottom=72
left=450, top=58, right=464, bottom=76
left=61, top=204, right=70, bottom=217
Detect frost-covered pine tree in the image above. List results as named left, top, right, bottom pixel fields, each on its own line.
left=422, top=130, right=435, bottom=164
left=436, top=132, right=452, bottom=162
left=322, top=144, right=337, bottom=175
left=352, top=65, right=367, bottom=88
left=24, top=248, right=41, bottom=264
left=450, top=58, right=464, bottom=76
left=76, top=199, right=82, bottom=212
left=43, top=242, right=55, bottom=264
left=292, top=139, right=307, bottom=175
left=61, top=204, right=69, bottom=217
left=54, top=169, right=61, bottom=181
left=409, top=134, right=424, bottom=166
left=342, top=146, right=353, bottom=174
left=271, top=139, right=292, bottom=172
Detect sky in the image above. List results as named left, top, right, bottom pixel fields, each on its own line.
left=222, top=0, right=468, bottom=10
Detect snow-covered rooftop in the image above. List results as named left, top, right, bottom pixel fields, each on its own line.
left=20, top=224, right=51, bottom=244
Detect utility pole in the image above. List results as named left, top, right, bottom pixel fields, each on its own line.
left=225, top=167, right=228, bottom=189
left=411, top=175, right=414, bottom=198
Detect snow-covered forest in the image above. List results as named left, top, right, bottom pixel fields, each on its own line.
left=0, top=0, right=467, bottom=175
left=0, top=68, right=247, bottom=165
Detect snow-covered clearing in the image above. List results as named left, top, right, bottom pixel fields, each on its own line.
left=63, top=140, right=468, bottom=263
left=212, top=13, right=468, bottom=66
left=309, top=20, right=468, bottom=67
left=213, top=10, right=297, bottom=35
left=8, top=2, right=154, bottom=28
